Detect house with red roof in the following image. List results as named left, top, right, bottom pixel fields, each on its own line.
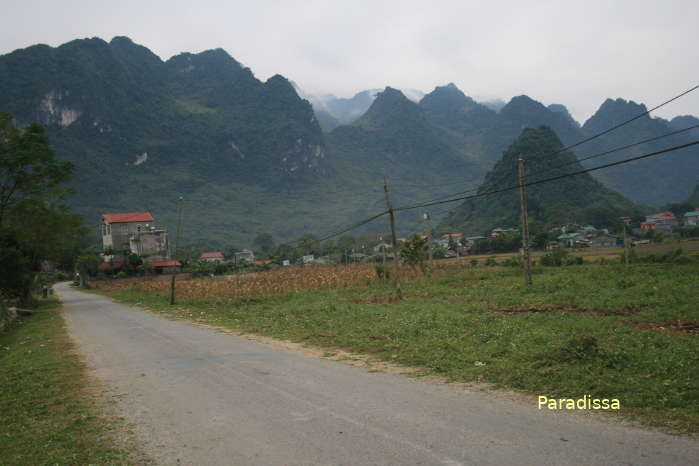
left=200, top=252, right=225, bottom=263
left=101, top=211, right=170, bottom=262
left=641, top=211, right=678, bottom=233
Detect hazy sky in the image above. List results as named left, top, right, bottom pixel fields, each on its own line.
left=1, top=0, right=697, bottom=123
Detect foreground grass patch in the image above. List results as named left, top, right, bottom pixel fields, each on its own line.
left=0, top=299, right=132, bottom=465
left=99, top=263, right=699, bottom=434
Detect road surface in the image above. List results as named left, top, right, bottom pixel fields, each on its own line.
left=57, top=283, right=699, bottom=465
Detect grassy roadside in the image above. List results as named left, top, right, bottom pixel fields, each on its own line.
left=0, top=297, right=135, bottom=465
left=97, top=263, right=699, bottom=434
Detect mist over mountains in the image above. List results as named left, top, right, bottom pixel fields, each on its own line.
left=1, top=36, right=697, bottom=246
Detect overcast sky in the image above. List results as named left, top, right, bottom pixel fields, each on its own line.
left=1, top=0, right=697, bottom=123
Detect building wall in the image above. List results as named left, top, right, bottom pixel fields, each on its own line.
left=130, top=230, right=169, bottom=261
left=102, top=221, right=152, bottom=251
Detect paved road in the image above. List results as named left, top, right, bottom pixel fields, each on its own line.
left=57, top=283, right=699, bottom=465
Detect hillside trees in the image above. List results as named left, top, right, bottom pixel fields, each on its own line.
left=0, top=111, right=88, bottom=302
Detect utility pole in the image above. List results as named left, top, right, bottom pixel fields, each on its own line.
left=170, top=196, right=184, bottom=305
left=379, top=235, right=387, bottom=278
left=517, top=154, right=533, bottom=287
left=383, top=177, right=402, bottom=300
left=620, top=216, right=631, bottom=266
left=423, top=211, right=435, bottom=271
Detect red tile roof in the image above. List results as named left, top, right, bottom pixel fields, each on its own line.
left=442, top=233, right=463, bottom=238
left=254, top=260, right=273, bottom=265
left=645, top=211, right=675, bottom=220
left=102, top=212, right=153, bottom=223
left=200, top=252, right=224, bottom=259
left=150, top=260, right=181, bottom=267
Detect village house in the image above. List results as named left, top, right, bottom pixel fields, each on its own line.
left=589, top=234, right=618, bottom=249
left=684, top=209, right=699, bottom=226
left=101, top=212, right=170, bottom=262
left=149, top=260, right=182, bottom=274
left=557, top=232, right=589, bottom=248
left=233, top=249, right=255, bottom=264
left=490, top=228, right=518, bottom=238
left=200, top=252, right=225, bottom=263
left=437, top=233, right=462, bottom=248
left=641, top=211, right=678, bottom=234
left=373, top=242, right=393, bottom=253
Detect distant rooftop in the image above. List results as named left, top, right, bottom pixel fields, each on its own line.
left=102, top=212, right=153, bottom=223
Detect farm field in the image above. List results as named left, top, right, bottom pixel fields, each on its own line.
left=94, top=253, right=699, bottom=434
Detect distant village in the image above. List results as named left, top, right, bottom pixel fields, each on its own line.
left=96, top=206, right=699, bottom=276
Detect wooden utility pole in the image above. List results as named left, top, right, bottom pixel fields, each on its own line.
left=383, top=177, right=402, bottom=300
left=423, top=211, right=435, bottom=270
left=170, top=196, right=184, bottom=305
left=517, top=154, right=533, bottom=287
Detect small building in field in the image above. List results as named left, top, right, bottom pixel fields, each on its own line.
left=589, top=234, right=618, bottom=249
left=233, top=249, right=255, bottom=264
left=557, top=232, right=589, bottom=248
left=373, top=242, right=393, bottom=253
left=200, top=252, right=225, bottom=262
left=684, top=210, right=699, bottom=226
left=642, top=211, right=678, bottom=233
left=150, top=260, right=182, bottom=274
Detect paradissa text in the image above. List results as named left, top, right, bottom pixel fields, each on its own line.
left=538, top=395, right=620, bottom=410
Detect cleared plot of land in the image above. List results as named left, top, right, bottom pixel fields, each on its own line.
left=96, top=260, right=699, bottom=434
left=0, top=298, right=136, bottom=465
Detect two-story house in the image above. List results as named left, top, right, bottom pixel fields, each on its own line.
left=101, top=212, right=169, bottom=261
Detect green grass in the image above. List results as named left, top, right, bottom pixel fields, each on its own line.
left=100, top=263, right=699, bottom=434
left=0, top=297, right=134, bottom=465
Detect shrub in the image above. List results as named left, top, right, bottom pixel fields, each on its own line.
left=540, top=249, right=583, bottom=266
left=374, top=264, right=390, bottom=279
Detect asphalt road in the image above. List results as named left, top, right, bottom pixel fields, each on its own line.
left=57, top=283, right=699, bottom=465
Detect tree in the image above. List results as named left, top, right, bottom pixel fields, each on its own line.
left=0, top=112, right=87, bottom=302
left=401, top=234, right=428, bottom=273
left=0, top=112, right=74, bottom=228
left=253, top=233, right=275, bottom=254
left=297, top=234, right=319, bottom=256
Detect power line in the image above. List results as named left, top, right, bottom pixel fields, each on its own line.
left=283, top=137, right=699, bottom=248
left=391, top=83, right=699, bottom=192
left=395, top=139, right=699, bottom=212
left=526, top=123, right=699, bottom=182
left=393, top=123, right=699, bottom=209
left=552, top=83, right=699, bottom=155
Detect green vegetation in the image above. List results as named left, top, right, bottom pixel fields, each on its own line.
left=441, top=126, right=643, bottom=237
left=99, top=262, right=699, bottom=433
left=1, top=37, right=697, bottom=248
left=0, top=111, right=89, bottom=304
left=0, top=299, right=133, bottom=465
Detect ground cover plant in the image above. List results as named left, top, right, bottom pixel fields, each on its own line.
left=95, top=260, right=699, bottom=434
left=0, top=298, right=134, bottom=465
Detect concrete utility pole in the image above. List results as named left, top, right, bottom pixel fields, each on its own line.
left=517, top=154, right=533, bottom=287
left=620, top=216, right=631, bottom=266
left=423, top=211, right=435, bottom=271
left=170, top=196, right=184, bottom=305
left=379, top=235, right=387, bottom=278
left=383, top=177, right=402, bottom=300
